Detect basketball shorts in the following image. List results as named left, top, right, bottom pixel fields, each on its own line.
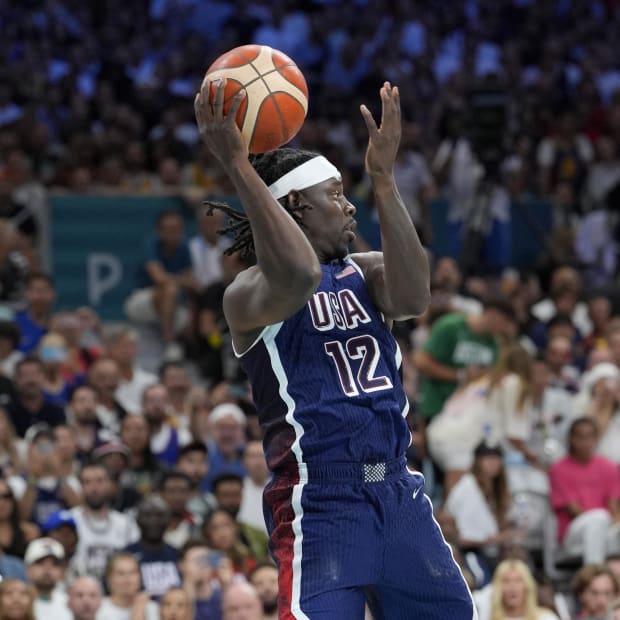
left=264, top=455, right=477, bottom=619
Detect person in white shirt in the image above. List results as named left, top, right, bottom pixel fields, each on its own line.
left=70, top=462, right=139, bottom=581
left=237, top=440, right=270, bottom=535
left=67, top=577, right=102, bottom=620
left=25, top=536, right=72, bottom=620
left=106, top=327, right=157, bottom=415
left=188, top=209, right=231, bottom=291
left=96, top=552, right=159, bottom=620
left=142, top=384, right=191, bottom=467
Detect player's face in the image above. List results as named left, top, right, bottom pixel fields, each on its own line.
left=297, top=178, right=356, bottom=262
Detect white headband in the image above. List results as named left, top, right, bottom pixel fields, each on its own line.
left=267, top=156, right=341, bottom=199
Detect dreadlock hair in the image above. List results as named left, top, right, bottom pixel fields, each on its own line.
left=204, top=148, right=320, bottom=257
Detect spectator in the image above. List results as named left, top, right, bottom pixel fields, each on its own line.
left=119, top=414, right=167, bottom=497
left=125, top=495, right=181, bottom=598
left=124, top=210, right=196, bottom=359
left=530, top=266, right=592, bottom=340
left=444, top=441, right=515, bottom=567
left=237, top=440, right=270, bottom=535
left=0, top=319, right=23, bottom=379
left=142, top=383, right=191, bottom=467
left=40, top=511, right=78, bottom=569
left=429, top=256, right=483, bottom=317
left=477, top=558, right=559, bottom=620
left=537, top=110, right=594, bottom=197
left=248, top=562, right=279, bottom=620
left=158, top=472, right=198, bottom=551
left=0, top=407, right=22, bottom=474
left=203, top=403, right=247, bottom=491
left=608, top=553, right=620, bottom=589
left=53, top=425, right=80, bottom=480
left=159, top=588, right=193, bottom=620
left=66, top=386, right=109, bottom=463
left=70, top=463, right=139, bottom=581
left=183, top=252, right=253, bottom=386
left=188, top=208, right=231, bottom=291
left=0, top=221, right=28, bottom=309
left=86, top=358, right=127, bottom=437
left=24, top=537, right=70, bottom=620
left=549, top=417, right=620, bottom=566
left=91, top=443, right=140, bottom=513
left=105, top=327, right=157, bottom=415
left=211, top=473, right=268, bottom=562
left=571, top=564, right=618, bottom=620
left=179, top=541, right=232, bottom=620
left=572, top=363, right=620, bottom=465
left=414, top=295, right=516, bottom=423
left=7, top=357, right=65, bottom=437
left=49, top=312, right=100, bottom=388
left=427, top=344, right=538, bottom=494
left=0, top=579, right=36, bottom=620
left=66, top=577, right=102, bottom=620
left=96, top=552, right=159, bottom=620
left=175, top=441, right=214, bottom=526
left=159, top=361, right=192, bottom=428
left=221, top=582, right=263, bottom=620
left=0, top=478, right=38, bottom=558
left=17, top=424, right=81, bottom=529
left=202, top=509, right=256, bottom=576
left=544, top=335, right=581, bottom=393
left=14, top=273, right=55, bottom=355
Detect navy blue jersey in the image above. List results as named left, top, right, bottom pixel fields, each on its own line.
left=239, top=257, right=410, bottom=472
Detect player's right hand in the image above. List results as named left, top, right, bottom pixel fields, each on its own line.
left=194, top=78, right=248, bottom=165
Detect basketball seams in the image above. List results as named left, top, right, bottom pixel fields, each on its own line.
left=204, top=44, right=308, bottom=153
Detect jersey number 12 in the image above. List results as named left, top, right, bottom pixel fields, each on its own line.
left=324, top=335, right=393, bottom=397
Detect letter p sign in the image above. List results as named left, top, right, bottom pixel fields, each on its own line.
left=88, top=253, right=122, bottom=306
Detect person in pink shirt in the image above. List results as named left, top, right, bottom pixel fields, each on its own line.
left=549, top=417, right=620, bottom=565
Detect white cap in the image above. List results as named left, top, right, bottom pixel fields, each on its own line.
left=209, top=403, right=247, bottom=427
left=24, top=537, right=65, bottom=565
left=582, top=362, right=620, bottom=392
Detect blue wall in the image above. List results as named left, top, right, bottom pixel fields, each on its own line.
left=50, top=194, right=552, bottom=320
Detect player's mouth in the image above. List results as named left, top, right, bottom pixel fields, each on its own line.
left=343, top=219, right=357, bottom=241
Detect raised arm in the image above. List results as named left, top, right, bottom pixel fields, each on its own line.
left=194, top=80, right=321, bottom=336
left=351, top=82, right=430, bottom=319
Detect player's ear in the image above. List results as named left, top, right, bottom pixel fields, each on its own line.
left=286, top=190, right=307, bottom=210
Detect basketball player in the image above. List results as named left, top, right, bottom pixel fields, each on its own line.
left=194, top=80, right=476, bottom=619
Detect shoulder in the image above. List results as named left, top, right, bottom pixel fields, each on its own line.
left=349, top=251, right=383, bottom=276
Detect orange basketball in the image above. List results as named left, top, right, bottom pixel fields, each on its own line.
left=204, top=45, right=309, bottom=154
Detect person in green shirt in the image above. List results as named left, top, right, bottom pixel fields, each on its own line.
left=414, top=296, right=518, bottom=422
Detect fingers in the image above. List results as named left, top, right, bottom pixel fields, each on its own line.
left=227, top=88, right=246, bottom=123
left=360, top=103, right=378, bottom=136
left=212, top=78, right=226, bottom=118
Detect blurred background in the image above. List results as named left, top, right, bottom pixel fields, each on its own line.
left=1, top=1, right=620, bottom=620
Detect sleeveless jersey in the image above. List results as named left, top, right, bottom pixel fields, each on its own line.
left=239, top=257, right=410, bottom=472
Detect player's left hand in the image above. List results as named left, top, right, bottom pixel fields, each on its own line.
left=360, top=81, right=401, bottom=178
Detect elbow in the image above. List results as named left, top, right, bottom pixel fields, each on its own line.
left=411, top=287, right=431, bottom=316
left=398, top=286, right=431, bottom=318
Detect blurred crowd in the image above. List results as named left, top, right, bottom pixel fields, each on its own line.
left=1, top=0, right=620, bottom=619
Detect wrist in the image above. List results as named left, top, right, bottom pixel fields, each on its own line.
left=371, top=173, right=395, bottom=193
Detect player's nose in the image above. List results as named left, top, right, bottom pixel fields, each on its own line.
left=343, top=198, right=356, bottom=216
